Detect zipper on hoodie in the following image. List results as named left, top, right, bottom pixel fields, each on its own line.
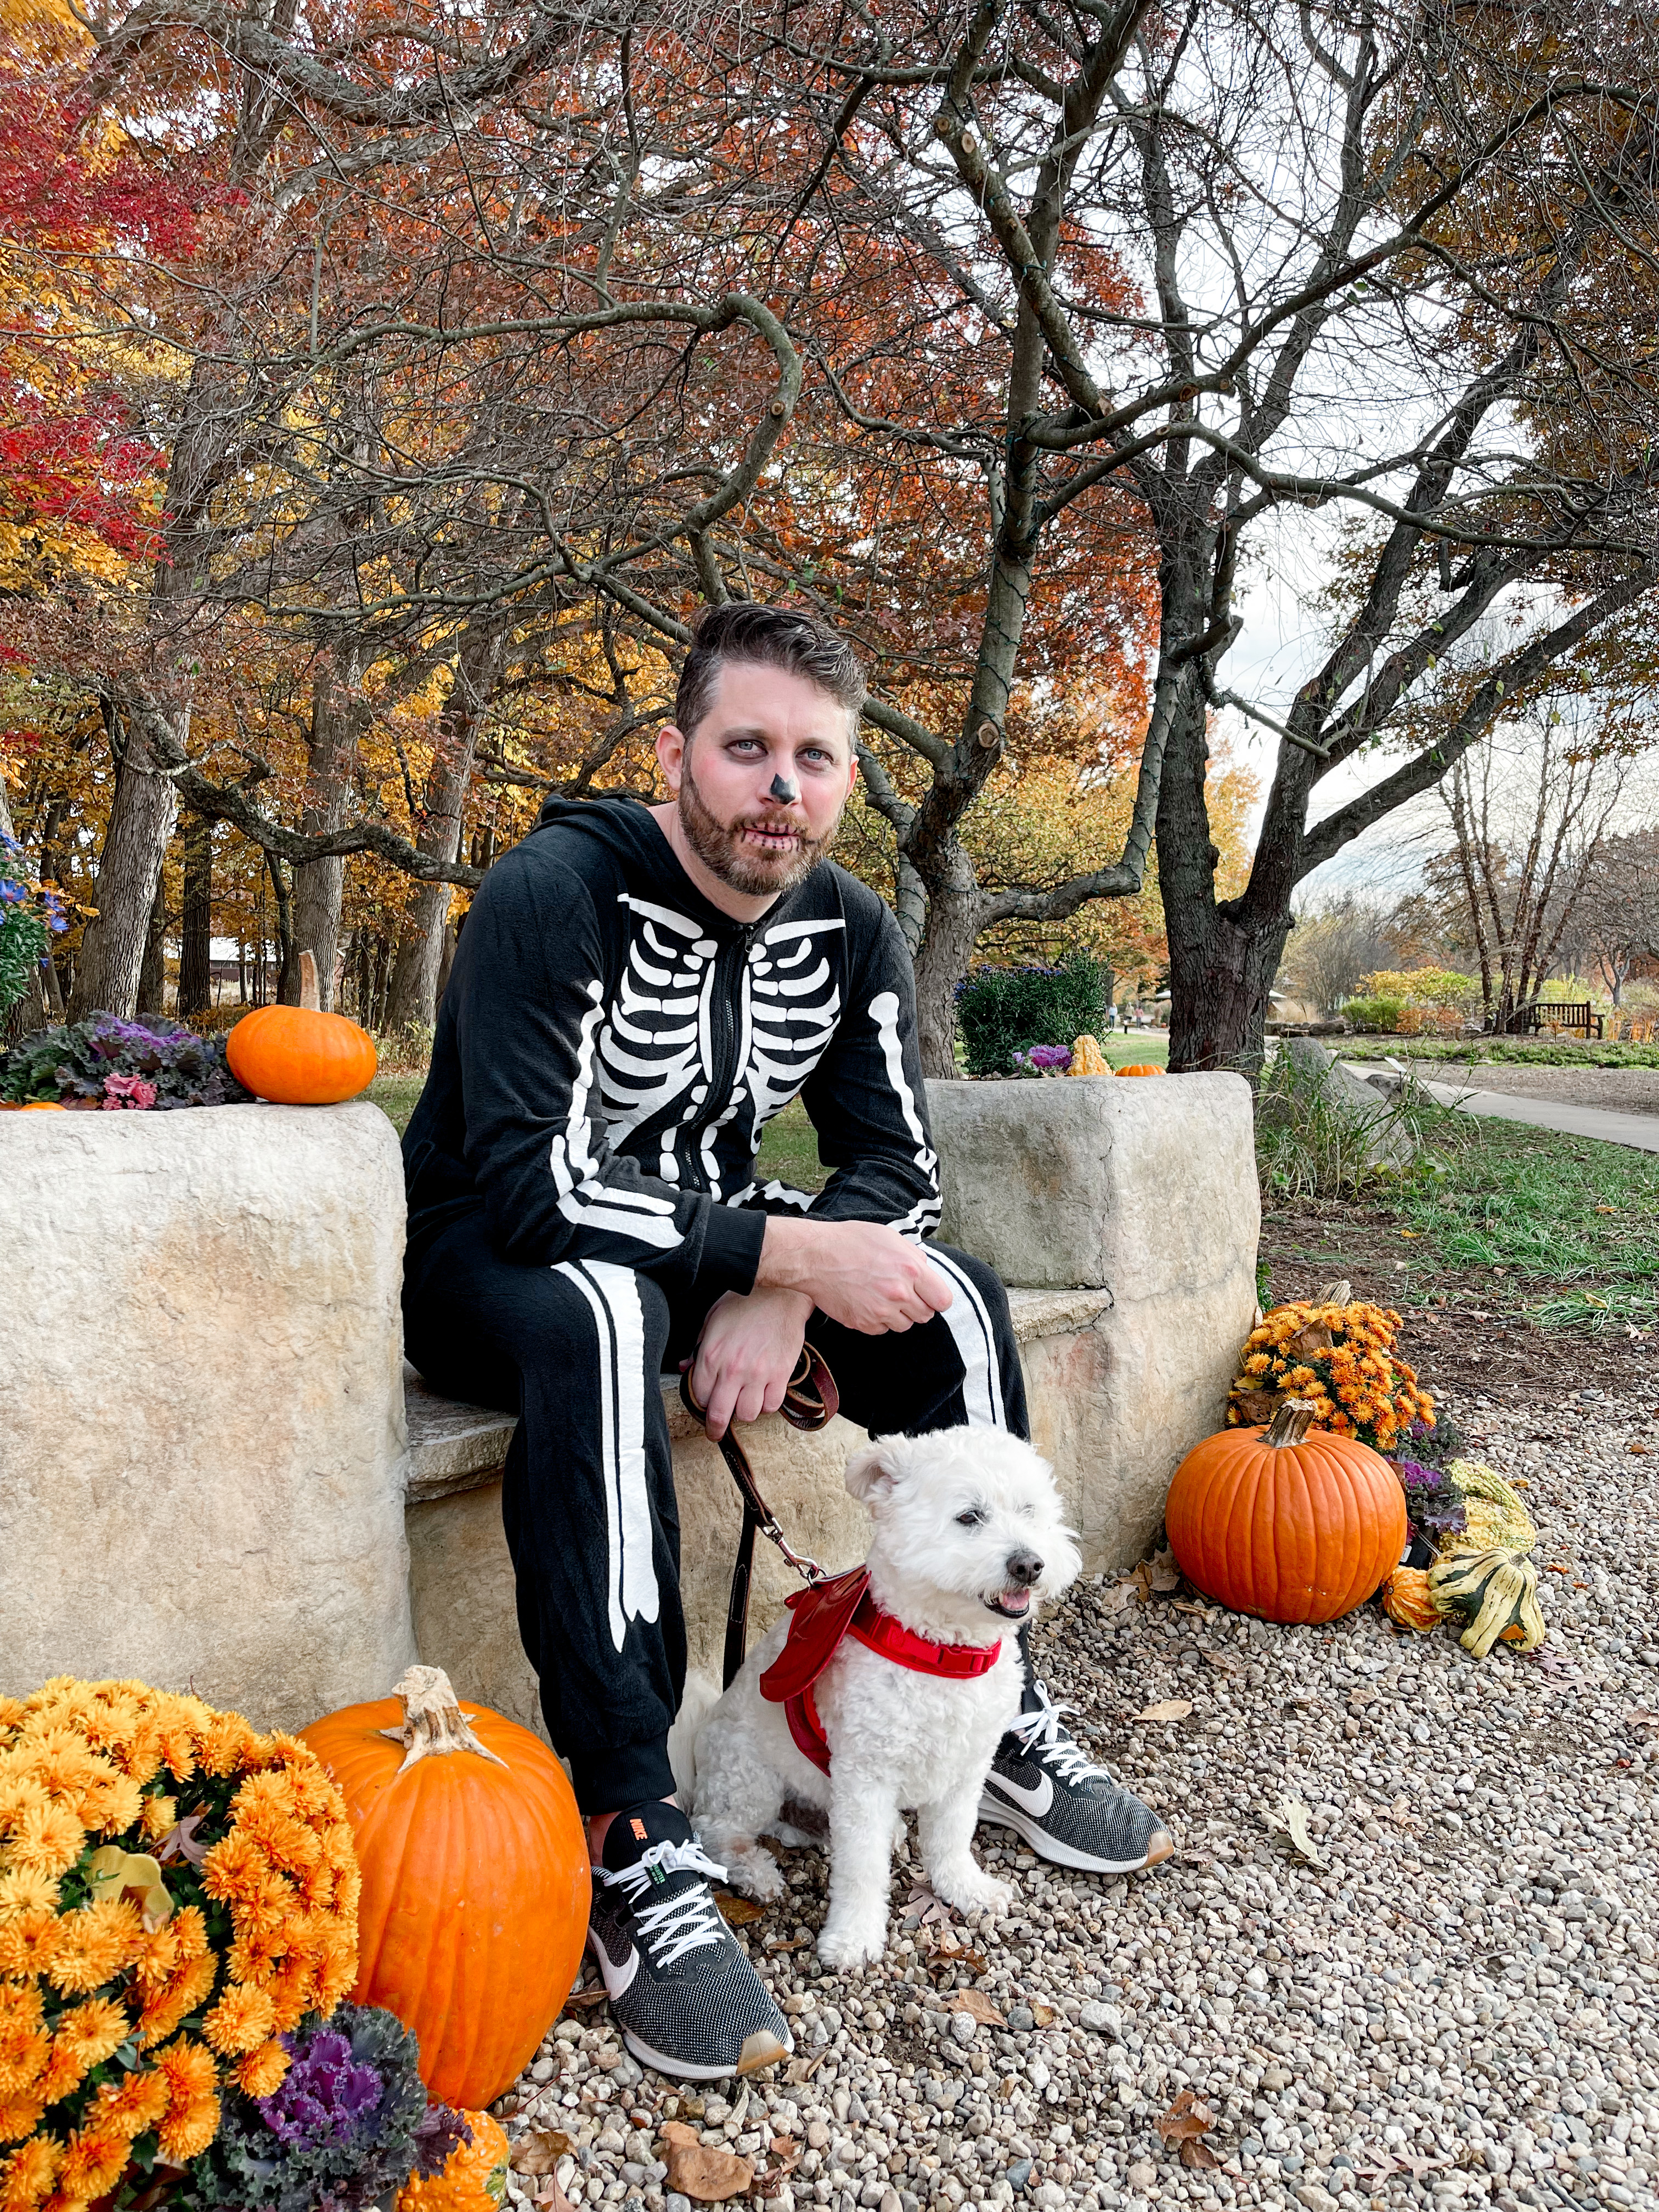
left=692, top=919, right=757, bottom=1197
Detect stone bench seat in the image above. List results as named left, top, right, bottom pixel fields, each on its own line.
left=403, top=1286, right=1115, bottom=1501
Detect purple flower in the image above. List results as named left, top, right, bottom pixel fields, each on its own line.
left=1026, top=1045, right=1074, bottom=1070
left=255, top=2027, right=386, bottom=2150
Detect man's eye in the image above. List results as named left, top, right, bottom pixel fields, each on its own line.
left=956, top=1509, right=985, bottom=1528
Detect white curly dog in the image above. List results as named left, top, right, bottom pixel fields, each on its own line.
left=680, top=1426, right=1080, bottom=1972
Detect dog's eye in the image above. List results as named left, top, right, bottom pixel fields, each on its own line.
left=956, top=1508, right=986, bottom=1528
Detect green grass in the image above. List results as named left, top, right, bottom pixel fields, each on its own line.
left=755, top=1097, right=828, bottom=1193
left=1385, top=1120, right=1659, bottom=1330
left=368, top=1070, right=426, bottom=1136
left=1342, top=1035, right=1659, bottom=1069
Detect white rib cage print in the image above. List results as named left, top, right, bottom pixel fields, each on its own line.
left=594, top=899, right=844, bottom=1198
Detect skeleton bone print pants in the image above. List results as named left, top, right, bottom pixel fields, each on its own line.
left=402, top=1210, right=1029, bottom=1812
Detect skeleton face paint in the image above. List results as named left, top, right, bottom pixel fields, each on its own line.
left=769, top=772, right=799, bottom=804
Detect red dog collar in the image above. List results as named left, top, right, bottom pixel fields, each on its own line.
left=758, top=1567, right=1002, bottom=1776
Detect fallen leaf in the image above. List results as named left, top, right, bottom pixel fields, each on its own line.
left=658, top=2123, right=701, bottom=2149
left=153, top=1814, right=209, bottom=1867
left=1102, top=1579, right=1141, bottom=1613
left=784, top=2052, right=828, bottom=2086
left=1135, top=1700, right=1194, bottom=1723
left=769, top=2139, right=797, bottom=2159
left=562, top=1988, right=610, bottom=2009
left=1624, top=1709, right=1659, bottom=1734
left=1172, top=1599, right=1212, bottom=1617
left=1200, top=1647, right=1242, bottom=1675
left=904, top=1881, right=956, bottom=1927
left=1148, top=1548, right=1181, bottom=1594
left=1155, top=2090, right=1215, bottom=2144
left=1268, top=1795, right=1328, bottom=1867
left=663, top=2143, right=755, bottom=2203
left=947, top=1989, right=1005, bottom=2025
left=532, top=2182, right=578, bottom=2212
left=765, top=1937, right=809, bottom=1953
left=715, top=1892, right=765, bottom=1926
left=1030, top=2002, right=1056, bottom=2027
left=511, top=2131, right=574, bottom=2176
left=1180, top=2138, right=1221, bottom=2170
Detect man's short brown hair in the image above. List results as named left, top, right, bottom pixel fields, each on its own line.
left=675, top=603, right=867, bottom=745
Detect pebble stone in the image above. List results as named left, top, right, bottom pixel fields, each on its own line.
left=495, top=1383, right=1659, bottom=2212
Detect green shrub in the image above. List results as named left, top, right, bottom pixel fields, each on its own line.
left=956, top=957, right=1111, bottom=1077
left=1341, top=995, right=1405, bottom=1032
left=1359, top=967, right=1479, bottom=1008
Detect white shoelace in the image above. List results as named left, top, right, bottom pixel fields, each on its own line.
left=1008, top=1683, right=1116, bottom=1787
left=600, top=1839, right=733, bottom=1968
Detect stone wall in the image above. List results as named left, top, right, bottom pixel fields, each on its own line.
left=2, top=1103, right=416, bottom=1727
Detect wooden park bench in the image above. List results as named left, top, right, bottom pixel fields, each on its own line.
left=1523, top=1000, right=1604, bottom=1040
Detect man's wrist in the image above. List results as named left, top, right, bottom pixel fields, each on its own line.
left=757, top=1215, right=818, bottom=1294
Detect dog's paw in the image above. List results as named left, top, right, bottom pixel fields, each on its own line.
left=816, top=1922, right=886, bottom=1973
left=932, top=1869, right=1013, bottom=1916
left=720, top=1843, right=786, bottom=1902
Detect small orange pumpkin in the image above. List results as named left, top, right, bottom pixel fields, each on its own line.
left=227, top=949, right=377, bottom=1103
left=0, top=1101, right=65, bottom=1110
left=1165, top=1398, right=1407, bottom=1624
left=1116, top=1063, right=1165, bottom=1077
left=398, top=2109, right=510, bottom=2212
left=301, top=1667, right=590, bottom=2111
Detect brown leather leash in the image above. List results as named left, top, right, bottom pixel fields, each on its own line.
left=679, top=1346, right=839, bottom=1688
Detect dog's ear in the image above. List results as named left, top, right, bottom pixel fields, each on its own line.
left=844, top=1437, right=902, bottom=1505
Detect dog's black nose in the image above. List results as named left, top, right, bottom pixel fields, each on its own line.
left=1005, top=1548, right=1044, bottom=1588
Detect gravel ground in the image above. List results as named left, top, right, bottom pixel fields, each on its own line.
left=1381, top=1065, right=1659, bottom=1118
left=496, top=1381, right=1659, bottom=2212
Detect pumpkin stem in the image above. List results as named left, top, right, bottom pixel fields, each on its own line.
left=1262, top=1397, right=1321, bottom=1447
left=298, top=949, right=321, bottom=1013
left=1314, top=1278, right=1352, bottom=1308
left=380, top=1665, right=509, bottom=1775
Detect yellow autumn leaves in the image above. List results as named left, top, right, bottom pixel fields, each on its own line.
left=0, top=1678, right=359, bottom=2212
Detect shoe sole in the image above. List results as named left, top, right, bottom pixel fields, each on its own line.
left=585, top=1929, right=793, bottom=2082
left=978, top=1796, right=1176, bottom=1874
left=617, top=2024, right=793, bottom=2082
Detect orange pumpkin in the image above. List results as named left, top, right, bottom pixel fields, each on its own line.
left=0, top=1101, right=65, bottom=1110
left=227, top=949, right=378, bottom=1104
left=1165, top=1398, right=1407, bottom=1624
left=1115, top=1063, right=1165, bottom=1077
left=398, top=2109, right=510, bottom=2212
left=301, top=1666, right=589, bottom=2110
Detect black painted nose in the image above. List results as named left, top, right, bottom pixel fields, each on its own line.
left=1006, top=1548, right=1044, bottom=1588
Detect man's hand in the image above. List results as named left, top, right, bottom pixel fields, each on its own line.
left=757, top=1217, right=955, bottom=1336
left=690, top=1286, right=814, bottom=1441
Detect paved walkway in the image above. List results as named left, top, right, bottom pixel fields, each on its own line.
left=1344, top=1065, right=1659, bottom=1153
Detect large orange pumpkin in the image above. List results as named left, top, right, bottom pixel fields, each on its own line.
left=1164, top=1398, right=1406, bottom=1624
left=227, top=949, right=378, bottom=1103
left=1116, top=1063, right=1165, bottom=1077
left=301, top=1666, right=589, bottom=2109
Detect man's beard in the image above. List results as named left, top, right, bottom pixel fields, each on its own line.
left=678, top=755, right=840, bottom=897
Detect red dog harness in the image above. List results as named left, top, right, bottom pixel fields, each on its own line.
left=758, top=1565, right=1003, bottom=1776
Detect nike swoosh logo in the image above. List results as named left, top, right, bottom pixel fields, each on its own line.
left=988, top=1770, right=1053, bottom=1816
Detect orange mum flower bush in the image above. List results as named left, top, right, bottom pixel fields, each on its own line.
left=1227, top=1296, right=1434, bottom=1453
left=0, top=1678, right=360, bottom=2212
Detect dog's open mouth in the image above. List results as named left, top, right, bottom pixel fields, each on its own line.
left=985, top=1586, right=1034, bottom=1619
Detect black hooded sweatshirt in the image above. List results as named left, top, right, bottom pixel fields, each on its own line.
left=402, top=794, right=941, bottom=1297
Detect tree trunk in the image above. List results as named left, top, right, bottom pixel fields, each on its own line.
left=176, top=812, right=213, bottom=1017
left=69, top=704, right=182, bottom=1019
left=284, top=668, right=363, bottom=1009
left=383, top=628, right=506, bottom=1031
left=910, top=855, right=983, bottom=1078
left=266, top=849, right=295, bottom=1005
left=136, top=882, right=169, bottom=1016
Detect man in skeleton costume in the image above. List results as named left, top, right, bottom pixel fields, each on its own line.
left=403, top=605, right=1170, bottom=2080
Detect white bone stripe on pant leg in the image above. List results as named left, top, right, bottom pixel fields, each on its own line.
left=923, top=1246, right=1004, bottom=1429
left=555, top=1259, right=658, bottom=1649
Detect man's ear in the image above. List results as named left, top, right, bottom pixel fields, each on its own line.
left=657, top=721, right=688, bottom=794
left=845, top=1437, right=902, bottom=1506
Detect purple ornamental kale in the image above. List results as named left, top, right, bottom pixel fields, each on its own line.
left=1025, top=1045, right=1074, bottom=1071
left=255, top=2028, right=385, bottom=2148
left=1390, top=1457, right=1467, bottom=1543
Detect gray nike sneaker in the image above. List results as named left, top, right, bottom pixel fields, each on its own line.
left=588, top=1802, right=792, bottom=2080
left=978, top=1678, right=1175, bottom=1874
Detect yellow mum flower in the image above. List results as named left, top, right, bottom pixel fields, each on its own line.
left=233, top=2039, right=290, bottom=2098
left=43, top=1899, right=144, bottom=1996
left=4, top=1803, right=84, bottom=1883
left=0, top=2134, right=60, bottom=2212
left=0, top=1914, right=59, bottom=1986
left=1243, top=1352, right=1272, bottom=1374
left=136, top=1953, right=217, bottom=2049
left=202, top=1984, right=276, bottom=2058
left=0, top=1872, right=57, bottom=1928
left=37, top=1997, right=127, bottom=2104
left=197, top=1715, right=262, bottom=1779
left=0, top=1992, right=47, bottom=2101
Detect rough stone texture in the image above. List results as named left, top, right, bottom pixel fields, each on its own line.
left=927, top=1073, right=1259, bottom=1567
left=1277, top=1037, right=1413, bottom=1168
left=403, top=1291, right=1114, bottom=1737
left=1, top=1102, right=416, bottom=1725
